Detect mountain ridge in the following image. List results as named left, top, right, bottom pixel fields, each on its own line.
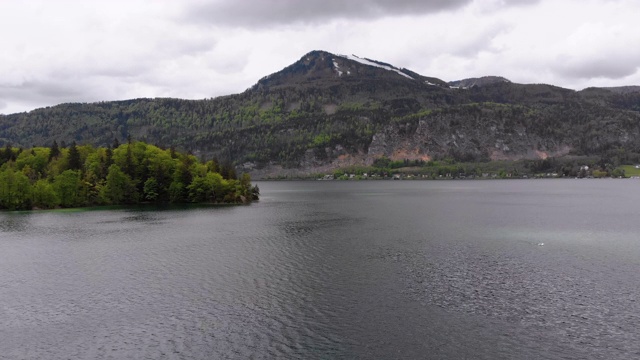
left=1, top=50, right=640, bottom=178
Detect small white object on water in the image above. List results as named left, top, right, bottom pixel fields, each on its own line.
left=537, top=242, right=545, bottom=246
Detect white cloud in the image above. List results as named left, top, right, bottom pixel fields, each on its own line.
left=1, top=0, right=639, bottom=115
left=182, top=0, right=473, bottom=28
left=552, top=22, right=640, bottom=80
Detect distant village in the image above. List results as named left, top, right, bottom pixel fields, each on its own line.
left=316, top=164, right=640, bottom=181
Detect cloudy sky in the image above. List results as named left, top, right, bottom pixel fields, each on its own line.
left=1, top=0, right=639, bottom=114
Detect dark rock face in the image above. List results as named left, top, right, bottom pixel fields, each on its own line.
left=367, top=109, right=574, bottom=163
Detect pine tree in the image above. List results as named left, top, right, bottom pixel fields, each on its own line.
left=68, top=141, right=82, bottom=170
left=49, top=140, right=60, bottom=161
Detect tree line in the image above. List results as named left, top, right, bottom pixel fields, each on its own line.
left=0, top=140, right=259, bottom=211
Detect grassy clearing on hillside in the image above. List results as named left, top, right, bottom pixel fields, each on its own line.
left=618, top=165, right=640, bottom=177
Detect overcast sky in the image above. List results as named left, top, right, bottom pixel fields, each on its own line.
left=1, top=0, right=639, bottom=115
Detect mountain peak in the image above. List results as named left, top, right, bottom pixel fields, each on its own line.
left=253, top=50, right=448, bottom=89
left=448, top=76, right=511, bottom=89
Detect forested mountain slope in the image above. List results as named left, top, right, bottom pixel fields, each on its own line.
left=1, top=50, right=639, bottom=177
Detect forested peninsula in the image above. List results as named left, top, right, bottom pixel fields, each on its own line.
left=0, top=140, right=259, bottom=211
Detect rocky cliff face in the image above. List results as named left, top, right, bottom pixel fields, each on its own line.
left=366, top=111, right=573, bottom=163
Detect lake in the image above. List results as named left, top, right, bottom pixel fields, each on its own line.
left=1, top=179, right=640, bottom=359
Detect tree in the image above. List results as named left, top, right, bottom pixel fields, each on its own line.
left=0, top=140, right=256, bottom=210
left=105, top=146, right=113, bottom=168
left=16, top=147, right=49, bottom=178
left=0, top=168, right=14, bottom=208
left=168, top=180, right=185, bottom=203
left=32, top=179, right=59, bottom=209
left=220, top=161, right=236, bottom=180
left=67, top=141, right=82, bottom=170
left=101, top=164, right=137, bottom=204
left=53, top=170, right=83, bottom=207
left=208, top=172, right=229, bottom=202
left=0, top=168, right=32, bottom=210
left=611, top=168, right=625, bottom=178
left=143, top=177, right=159, bottom=202
left=120, top=142, right=138, bottom=179
left=206, top=158, right=218, bottom=173
left=187, top=174, right=215, bottom=203
left=11, top=171, right=32, bottom=210
left=240, top=173, right=251, bottom=187
left=49, top=140, right=60, bottom=161
left=1, top=144, right=15, bottom=164
left=146, top=147, right=174, bottom=202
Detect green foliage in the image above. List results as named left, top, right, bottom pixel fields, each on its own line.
left=372, top=157, right=426, bottom=169
left=0, top=168, right=32, bottom=210
left=49, top=140, right=60, bottom=161
left=53, top=170, right=82, bottom=208
left=168, top=181, right=185, bottom=203
left=311, top=133, right=332, bottom=147
left=0, top=141, right=256, bottom=211
left=611, top=168, right=626, bottom=178
left=143, top=177, right=159, bottom=202
left=392, top=109, right=433, bottom=123
left=617, top=165, right=640, bottom=177
left=187, top=173, right=217, bottom=203
left=67, top=142, right=82, bottom=170
left=32, top=179, right=59, bottom=209
left=592, top=170, right=608, bottom=178
left=101, top=164, right=137, bottom=204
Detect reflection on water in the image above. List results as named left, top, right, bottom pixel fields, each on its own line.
left=1, top=180, right=640, bottom=359
left=0, top=212, right=31, bottom=233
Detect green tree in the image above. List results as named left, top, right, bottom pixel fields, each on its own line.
left=15, top=147, right=48, bottom=177
left=0, top=168, right=33, bottom=210
left=611, top=168, right=625, bottom=178
left=146, top=148, right=174, bottom=202
left=49, top=140, right=60, bottom=162
left=187, top=174, right=216, bottom=203
left=208, top=172, right=230, bottom=202
left=101, top=164, right=137, bottom=204
left=143, top=177, right=159, bottom=202
left=68, top=142, right=82, bottom=170
left=32, top=179, right=59, bottom=209
left=12, top=171, right=32, bottom=210
left=168, top=180, right=185, bottom=203
left=0, top=140, right=256, bottom=211
left=53, top=170, right=83, bottom=207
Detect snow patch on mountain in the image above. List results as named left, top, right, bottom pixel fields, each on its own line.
left=332, top=60, right=343, bottom=77
left=337, top=54, right=414, bottom=80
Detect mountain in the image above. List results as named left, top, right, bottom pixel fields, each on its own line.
left=1, top=50, right=640, bottom=178
left=448, top=76, right=511, bottom=89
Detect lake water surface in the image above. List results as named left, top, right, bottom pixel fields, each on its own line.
left=1, top=180, right=640, bottom=359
